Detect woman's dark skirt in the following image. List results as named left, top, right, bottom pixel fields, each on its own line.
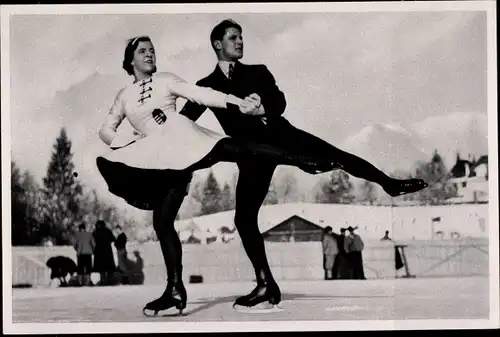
left=96, top=156, right=192, bottom=211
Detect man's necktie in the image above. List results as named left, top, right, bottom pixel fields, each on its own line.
left=228, top=63, right=234, bottom=80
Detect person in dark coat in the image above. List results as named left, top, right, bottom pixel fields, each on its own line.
left=114, top=225, right=129, bottom=284
left=332, top=228, right=349, bottom=279
left=380, top=230, right=393, bottom=241
left=114, top=226, right=128, bottom=270
left=46, top=256, right=77, bottom=287
left=128, top=250, right=145, bottom=285
left=344, top=226, right=366, bottom=280
left=92, top=220, right=116, bottom=285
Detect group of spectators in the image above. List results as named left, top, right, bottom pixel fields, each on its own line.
left=321, top=226, right=366, bottom=280
left=71, top=220, right=142, bottom=286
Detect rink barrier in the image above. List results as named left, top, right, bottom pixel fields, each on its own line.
left=11, top=238, right=488, bottom=287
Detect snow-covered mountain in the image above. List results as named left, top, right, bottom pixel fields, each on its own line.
left=341, top=112, right=488, bottom=174
left=340, top=123, right=430, bottom=173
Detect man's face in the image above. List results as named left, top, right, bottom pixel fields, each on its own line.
left=131, top=40, right=157, bottom=76
left=216, top=27, right=243, bottom=61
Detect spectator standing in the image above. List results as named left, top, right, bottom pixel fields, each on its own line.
left=334, top=228, right=350, bottom=279
left=345, top=226, right=366, bottom=280
left=321, top=226, right=339, bottom=280
left=380, top=230, right=393, bottom=241
left=92, top=220, right=116, bottom=285
left=114, top=225, right=129, bottom=284
left=73, top=223, right=95, bottom=286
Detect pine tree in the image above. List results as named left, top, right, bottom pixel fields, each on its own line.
left=315, top=170, right=354, bottom=204
left=42, top=128, right=83, bottom=245
left=11, top=163, right=45, bottom=245
left=80, top=189, right=122, bottom=226
left=199, top=170, right=222, bottom=215
left=275, top=172, right=298, bottom=203
left=21, top=171, right=46, bottom=243
left=415, top=149, right=458, bottom=205
left=263, top=180, right=279, bottom=205
left=219, top=182, right=235, bottom=212
left=359, top=180, right=377, bottom=205
left=11, top=161, right=29, bottom=245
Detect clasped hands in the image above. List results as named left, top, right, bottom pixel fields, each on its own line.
left=238, top=93, right=265, bottom=116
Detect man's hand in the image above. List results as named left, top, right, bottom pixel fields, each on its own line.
left=238, top=99, right=260, bottom=115
left=246, top=93, right=261, bottom=107
left=239, top=93, right=265, bottom=116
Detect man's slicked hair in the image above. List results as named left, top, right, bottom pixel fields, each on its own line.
left=210, top=19, right=242, bottom=49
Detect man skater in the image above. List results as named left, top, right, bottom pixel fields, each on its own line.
left=180, top=19, right=426, bottom=311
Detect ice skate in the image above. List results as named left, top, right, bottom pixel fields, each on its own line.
left=233, top=282, right=284, bottom=313
left=384, top=178, right=428, bottom=197
left=142, top=282, right=187, bottom=317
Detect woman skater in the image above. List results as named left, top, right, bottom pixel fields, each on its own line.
left=96, top=36, right=351, bottom=316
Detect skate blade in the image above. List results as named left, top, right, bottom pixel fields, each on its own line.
left=233, top=303, right=284, bottom=314
left=142, top=307, right=187, bottom=317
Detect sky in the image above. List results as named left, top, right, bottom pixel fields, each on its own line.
left=4, top=6, right=491, bottom=212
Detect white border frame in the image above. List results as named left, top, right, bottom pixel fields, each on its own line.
left=2, top=1, right=498, bottom=333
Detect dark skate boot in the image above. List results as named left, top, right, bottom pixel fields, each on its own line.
left=233, top=280, right=283, bottom=313
left=384, top=178, right=428, bottom=197
left=143, top=281, right=187, bottom=317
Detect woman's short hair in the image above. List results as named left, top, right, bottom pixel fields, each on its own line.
left=122, top=36, right=152, bottom=75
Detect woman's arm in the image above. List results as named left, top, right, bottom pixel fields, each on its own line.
left=164, top=72, right=249, bottom=110
left=99, top=89, right=126, bottom=146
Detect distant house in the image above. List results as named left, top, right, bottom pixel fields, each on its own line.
left=262, top=215, right=324, bottom=242
left=448, top=154, right=488, bottom=203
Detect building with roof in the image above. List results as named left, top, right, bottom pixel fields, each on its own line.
left=448, top=154, right=488, bottom=203
left=262, top=215, right=324, bottom=242
left=172, top=202, right=488, bottom=243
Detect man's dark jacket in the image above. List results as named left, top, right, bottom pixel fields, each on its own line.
left=180, top=61, right=288, bottom=142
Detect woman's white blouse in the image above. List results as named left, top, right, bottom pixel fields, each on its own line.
left=99, top=72, right=229, bottom=145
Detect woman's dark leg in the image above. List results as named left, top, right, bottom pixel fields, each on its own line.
left=143, top=186, right=189, bottom=316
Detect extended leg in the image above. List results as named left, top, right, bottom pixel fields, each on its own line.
left=265, top=125, right=428, bottom=197
left=184, top=138, right=338, bottom=175
left=143, top=185, right=189, bottom=317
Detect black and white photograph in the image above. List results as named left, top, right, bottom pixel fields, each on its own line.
left=1, top=1, right=498, bottom=333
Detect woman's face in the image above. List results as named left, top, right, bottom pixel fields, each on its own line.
left=131, top=40, right=157, bottom=76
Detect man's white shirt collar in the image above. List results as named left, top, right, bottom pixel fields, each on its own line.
left=218, top=61, right=235, bottom=78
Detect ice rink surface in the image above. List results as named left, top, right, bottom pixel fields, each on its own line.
left=10, top=276, right=489, bottom=325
